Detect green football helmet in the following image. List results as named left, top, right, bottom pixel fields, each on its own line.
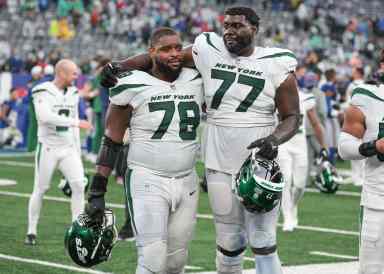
left=65, top=209, right=117, bottom=267
left=314, top=160, right=343, bottom=194
left=234, top=151, right=285, bottom=213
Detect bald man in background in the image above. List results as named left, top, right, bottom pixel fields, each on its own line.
left=25, top=59, right=92, bottom=245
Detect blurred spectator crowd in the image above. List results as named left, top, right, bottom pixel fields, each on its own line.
left=1, top=0, right=384, bottom=164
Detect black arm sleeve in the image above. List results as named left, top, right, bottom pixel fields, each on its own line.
left=359, top=140, right=378, bottom=157
left=96, top=135, right=123, bottom=169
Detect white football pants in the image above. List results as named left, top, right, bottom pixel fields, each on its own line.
left=126, top=167, right=199, bottom=274
left=27, top=142, right=85, bottom=235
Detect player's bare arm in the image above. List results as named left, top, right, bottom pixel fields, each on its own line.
left=86, top=103, right=132, bottom=219
left=307, top=108, right=327, bottom=149
left=273, top=73, right=301, bottom=143
left=247, top=73, right=301, bottom=159
left=339, top=105, right=384, bottom=160
left=99, top=47, right=195, bottom=88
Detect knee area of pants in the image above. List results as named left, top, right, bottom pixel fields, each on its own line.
left=68, top=180, right=85, bottom=192
left=216, top=248, right=243, bottom=274
left=248, top=230, right=276, bottom=249
left=166, top=248, right=188, bottom=274
left=217, top=231, right=247, bottom=252
left=139, top=240, right=167, bottom=273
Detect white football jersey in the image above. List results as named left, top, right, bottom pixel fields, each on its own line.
left=32, top=81, right=80, bottom=147
left=192, top=32, right=297, bottom=128
left=350, top=83, right=384, bottom=209
left=109, top=69, right=203, bottom=177
left=192, top=32, right=297, bottom=173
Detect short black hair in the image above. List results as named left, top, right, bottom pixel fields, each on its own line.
left=224, top=6, right=260, bottom=28
left=150, top=27, right=179, bottom=47
left=354, top=67, right=364, bottom=77
left=325, top=69, right=336, bottom=81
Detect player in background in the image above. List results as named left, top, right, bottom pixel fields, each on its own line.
left=280, top=69, right=328, bottom=232
left=86, top=28, right=203, bottom=274
left=343, top=67, right=366, bottom=186
left=97, top=6, right=301, bottom=274
left=25, top=59, right=92, bottom=245
left=338, top=49, right=384, bottom=274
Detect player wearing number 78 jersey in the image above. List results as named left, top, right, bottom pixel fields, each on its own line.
left=86, top=28, right=203, bottom=274
left=25, top=59, right=92, bottom=245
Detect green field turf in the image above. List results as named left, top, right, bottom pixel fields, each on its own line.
left=0, top=156, right=360, bottom=273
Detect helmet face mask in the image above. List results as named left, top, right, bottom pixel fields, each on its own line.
left=314, top=160, right=342, bottom=194
left=65, top=209, right=117, bottom=267
left=234, top=151, right=284, bottom=213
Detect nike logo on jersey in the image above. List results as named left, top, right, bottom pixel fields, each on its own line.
left=189, top=190, right=196, bottom=196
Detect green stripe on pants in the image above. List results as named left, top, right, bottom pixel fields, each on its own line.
left=359, top=206, right=364, bottom=248
left=124, top=169, right=137, bottom=234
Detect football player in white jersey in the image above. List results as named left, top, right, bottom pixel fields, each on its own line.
left=86, top=28, right=203, bottom=274
left=279, top=85, right=328, bottom=232
left=98, top=7, right=301, bottom=274
left=343, top=67, right=366, bottom=186
left=25, top=59, right=92, bottom=245
left=338, top=49, right=384, bottom=274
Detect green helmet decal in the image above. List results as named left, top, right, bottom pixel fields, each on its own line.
left=65, top=209, right=117, bottom=267
left=235, top=151, right=284, bottom=213
left=314, top=160, right=342, bottom=194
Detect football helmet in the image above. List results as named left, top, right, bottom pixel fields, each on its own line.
left=58, top=174, right=90, bottom=197
left=234, top=150, right=285, bottom=213
left=314, top=159, right=343, bottom=194
left=65, top=209, right=117, bottom=267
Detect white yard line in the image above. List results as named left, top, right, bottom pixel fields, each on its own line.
left=185, top=265, right=203, bottom=270
left=244, top=256, right=254, bottom=262
left=0, top=160, right=96, bottom=173
left=280, top=224, right=359, bottom=236
left=310, top=251, right=358, bottom=260
left=0, top=253, right=112, bottom=274
left=0, top=152, right=34, bottom=158
left=0, top=190, right=358, bottom=237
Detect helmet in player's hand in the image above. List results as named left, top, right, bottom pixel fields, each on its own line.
left=314, top=159, right=343, bottom=194
left=234, top=150, right=284, bottom=213
left=65, top=209, right=117, bottom=267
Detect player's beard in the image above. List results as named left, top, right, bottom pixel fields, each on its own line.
left=154, top=56, right=182, bottom=79
left=224, top=35, right=253, bottom=55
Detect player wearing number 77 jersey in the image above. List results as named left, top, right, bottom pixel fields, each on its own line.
left=25, top=59, right=92, bottom=246
left=86, top=28, right=203, bottom=274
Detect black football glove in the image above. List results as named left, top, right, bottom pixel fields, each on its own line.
left=247, top=135, right=278, bottom=160
left=85, top=174, right=108, bottom=223
left=99, top=62, right=121, bottom=88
